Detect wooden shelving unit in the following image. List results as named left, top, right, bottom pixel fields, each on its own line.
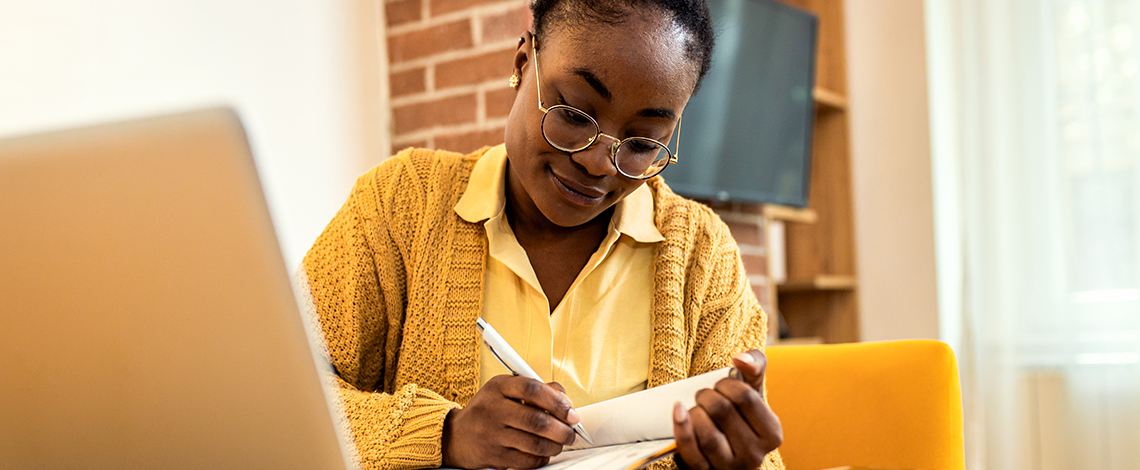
left=778, top=275, right=857, bottom=293
left=767, top=0, right=859, bottom=344
left=763, top=204, right=818, bottom=224
left=812, top=87, right=848, bottom=111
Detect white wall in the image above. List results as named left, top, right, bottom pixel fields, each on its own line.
left=0, top=0, right=387, bottom=268
left=844, top=0, right=941, bottom=341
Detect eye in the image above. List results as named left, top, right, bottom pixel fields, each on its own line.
left=625, top=139, right=659, bottom=154
left=553, top=107, right=594, bottom=128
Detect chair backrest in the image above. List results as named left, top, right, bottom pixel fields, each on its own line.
left=765, top=340, right=964, bottom=470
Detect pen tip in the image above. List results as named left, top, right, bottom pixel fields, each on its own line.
left=574, top=423, right=595, bottom=446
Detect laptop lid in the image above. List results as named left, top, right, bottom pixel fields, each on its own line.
left=0, top=108, right=352, bottom=470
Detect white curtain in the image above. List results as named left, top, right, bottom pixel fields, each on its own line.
left=926, top=0, right=1140, bottom=469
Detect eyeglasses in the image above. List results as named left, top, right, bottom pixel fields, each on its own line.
left=532, top=41, right=681, bottom=180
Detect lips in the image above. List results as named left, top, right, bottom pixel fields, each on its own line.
left=549, top=168, right=607, bottom=206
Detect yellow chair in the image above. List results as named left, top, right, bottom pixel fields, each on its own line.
left=765, top=340, right=964, bottom=470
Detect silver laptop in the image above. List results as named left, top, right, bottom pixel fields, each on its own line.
left=0, top=109, right=354, bottom=470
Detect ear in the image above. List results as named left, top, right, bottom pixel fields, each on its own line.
left=512, top=32, right=535, bottom=90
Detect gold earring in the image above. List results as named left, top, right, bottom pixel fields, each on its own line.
left=509, top=74, right=520, bottom=89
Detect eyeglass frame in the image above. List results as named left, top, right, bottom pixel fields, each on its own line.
left=531, top=39, right=681, bottom=180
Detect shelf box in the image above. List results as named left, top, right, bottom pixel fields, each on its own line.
left=763, top=204, right=818, bottom=223
left=778, top=275, right=857, bottom=292
left=813, top=87, right=848, bottom=111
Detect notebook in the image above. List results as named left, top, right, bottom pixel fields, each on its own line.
left=440, top=367, right=735, bottom=470
left=0, top=108, right=355, bottom=470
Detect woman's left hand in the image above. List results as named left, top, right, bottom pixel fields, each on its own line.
left=671, top=349, right=783, bottom=470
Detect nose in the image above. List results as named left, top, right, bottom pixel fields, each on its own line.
left=569, top=139, right=618, bottom=177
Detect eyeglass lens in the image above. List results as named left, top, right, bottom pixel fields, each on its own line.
left=542, top=106, right=672, bottom=179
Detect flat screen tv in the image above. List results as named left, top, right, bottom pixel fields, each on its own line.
left=663, top=0, right=818, bottom=207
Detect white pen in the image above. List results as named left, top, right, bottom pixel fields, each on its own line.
left=476, top=317, right=595, bottom=446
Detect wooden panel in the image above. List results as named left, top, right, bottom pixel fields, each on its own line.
left=779, top=0, right=848, bottom=93
left=786, top=109, right=855, bottom=279
left=778, top=291, right=859, bottom=343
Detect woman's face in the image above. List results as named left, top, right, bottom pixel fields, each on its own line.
left=503, top=13, right=698, bottom=228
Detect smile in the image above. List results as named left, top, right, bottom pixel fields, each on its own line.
left=549, top=168, right=606, bottom=207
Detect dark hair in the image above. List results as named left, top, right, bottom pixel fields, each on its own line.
left=530, top=0, right=715, bottom=93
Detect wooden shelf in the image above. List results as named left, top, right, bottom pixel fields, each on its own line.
left=813, top=87, right=848, bottom=111
left=763, top=204, right=818, bottom=224
left=766, top=0, right=858, bottom=345
left=778, top=275, right=857, bottom=293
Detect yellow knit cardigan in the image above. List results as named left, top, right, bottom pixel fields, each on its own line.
left=299, top=147, right=784, bottom=470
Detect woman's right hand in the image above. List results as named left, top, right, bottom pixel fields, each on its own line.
left=441, top=375, right=579, bottom=469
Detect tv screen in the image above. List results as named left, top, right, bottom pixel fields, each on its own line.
left=663, top=0, right=818, bottom=207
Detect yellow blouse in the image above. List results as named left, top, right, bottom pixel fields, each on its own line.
left=454, top=144, right=665, bottom=407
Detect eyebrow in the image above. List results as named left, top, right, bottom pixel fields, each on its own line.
left=570, top=68, right=612, bottom=101
left=637, top=108, right=677, bottom=120
left=568, top=67, right=678, bottom=121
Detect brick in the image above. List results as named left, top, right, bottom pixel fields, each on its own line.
left=724, top=220, right=762, bottom=246
left=390, top=67, right=427, bottom=97
left=435, top=127, right=506, bottom=153
left=485, top=86, right=518, bottom=119
left=388, top=20, right=473, bottom=63
left=752, top=284, right=771, bottom=308
left=481, top=6, right=530, bottom=44
left=393, top=138, right=429, bottom=150
left=740, top=253, right=767, bottom=276
left=392, top=93, right=478, bottom=134
left=435, top=48, right=516, bottom=89
left=386, top=0, right=422, bottom=26
left=430, top=0, right=503, bottom=17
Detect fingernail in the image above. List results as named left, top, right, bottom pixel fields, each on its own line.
left=566, top=408, right=580, bottom=425
left=673, top=402, right=688, bottom=423
left=734, top=351, right=756, bottom=366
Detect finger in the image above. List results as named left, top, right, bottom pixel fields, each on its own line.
left=715, top=377, right=783, bottom=451
left=500, top=376, right=578, bottom=425
left=672, top=402, right=711, bottom=470
left=689, top=406, right=735, bottom=470
left=493, top=446, right=551, bottom=470
left=731, top=349, right=767, bottom=390
left=545, top=382, right=578, bottom=425
left=501, top=399, right=577, bottom=446
left=500, top=425, right=567, bottom=458
left=688, top=387, right=761, bottom=460
left=546, top=381, right=567, bottom=395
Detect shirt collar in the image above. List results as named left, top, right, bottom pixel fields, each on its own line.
left=611, top=184, right=664, bottom=243
left=454, top=144, right=664, bottom=243
left=454, top=144, right=509, bottom=222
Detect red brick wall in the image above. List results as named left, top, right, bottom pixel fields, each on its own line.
left=385, top=0, right=531, bottom=153
left=382, top=0, right=774, bottom=333
left=710, top=204, right=772, bottom=311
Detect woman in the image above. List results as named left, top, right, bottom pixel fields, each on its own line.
left=299, top=1, right=784, bottom=469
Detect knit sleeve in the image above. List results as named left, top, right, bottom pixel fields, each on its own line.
left=685, top=214, right=785, bottom=470
left=299, top=158, right=459, bottom=470
left=687, top=215, right=769, bottom=373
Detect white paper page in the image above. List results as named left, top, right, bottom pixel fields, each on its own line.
left=436, top=440, right=673, bottom=470
left=568, top=367, right=732, bottom=450
left=543, top=439, right=673, bottom=470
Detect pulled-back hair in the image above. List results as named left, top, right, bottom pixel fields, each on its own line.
left=530, top=0, right=716, bottom=93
